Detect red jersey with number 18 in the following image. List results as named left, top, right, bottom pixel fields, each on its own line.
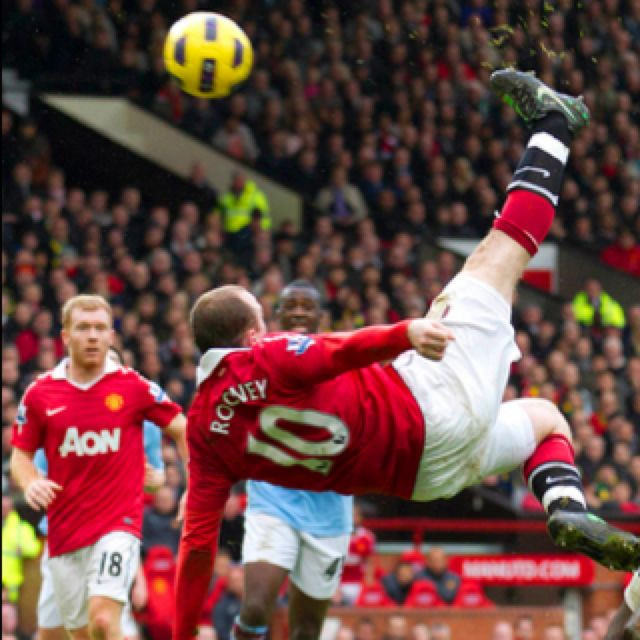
left=11, top=359, right=182, bottom=557
left=175, top=322, right=424, bottom=640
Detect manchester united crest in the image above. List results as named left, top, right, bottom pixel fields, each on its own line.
left=104, top=393, right=124, bottom=411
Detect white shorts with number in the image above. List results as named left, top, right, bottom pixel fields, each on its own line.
left=242, top=512, right=350, bottom=600
left=393, top=273, right=537, bottom=501
left=47, top=532, right=140, bottom=630
left=39, top=544, right=140, bottom=635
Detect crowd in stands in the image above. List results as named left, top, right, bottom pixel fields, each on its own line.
left=2, top=95, right=639, bottom=638
left=332, top=611, right=631, bottom=640
left=4, top=0, right=639, bottom=274
left=2, top=1, right=640, bottom=638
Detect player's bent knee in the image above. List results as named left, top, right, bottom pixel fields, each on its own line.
left=522, top=398, right=571, bottom=443
left=238, top=601, right=269, bottom=628
left=88, top=607, right=120, bottom=640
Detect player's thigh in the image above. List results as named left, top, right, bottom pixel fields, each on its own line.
left=477, top=400, right=537, bottom=478
left=287, top=583, right=331, bottom=639
left=87, top=532, right=140, bottom=609
left=409, top=397, right=536, bottom=502
left=291, top=532, right=349, bottom=601
left=242, top=512, right=300, bottom=572
left=398, top=273, right=520, bottom=428
left=38, top=547, right=64, bottom=632
left=48, top=546, right=92, bottom=630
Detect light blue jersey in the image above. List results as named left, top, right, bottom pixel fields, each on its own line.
left=246, top=481, right=353, bottom=537
left=143, top=420, right=164, bottom=471
left=34, top=422, right=164, bottom=536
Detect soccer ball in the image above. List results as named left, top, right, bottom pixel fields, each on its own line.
left=163, top=12, right=253, bottom=99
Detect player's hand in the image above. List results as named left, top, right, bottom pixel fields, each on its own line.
left=143, top=462, right=165, bottom=493
left=408, top=318, right=455, bottom=361
left=25, top=477, right=62, bottom=511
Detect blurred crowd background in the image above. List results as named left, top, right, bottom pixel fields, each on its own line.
left=2, top=1, right=639, bottom=639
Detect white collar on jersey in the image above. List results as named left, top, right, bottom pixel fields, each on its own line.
left=196, top=348, right=248, bottom=387
left=51, top=356, right=120, bottom=390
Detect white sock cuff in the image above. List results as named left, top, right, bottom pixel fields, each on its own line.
left=542, top=486, right=587, bottom=513
left=528, top=132, right=569, bottom=164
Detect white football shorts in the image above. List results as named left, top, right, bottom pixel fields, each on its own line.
left=242, top=512, right=350, bottom=600
left=393, top=273, right=537, bottom=501
left=39, top=544, right=140, bottom=636
left=625, top=570, right=640, bottom=612
left=37, top=546, right=62, bottom=629
left=47, top=531, right=140, bottom=630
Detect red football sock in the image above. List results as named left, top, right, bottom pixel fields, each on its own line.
left=524, top=434, right=586, bottom=513
left=523, top=433, right=575, bottom=481
left=493, top=190, right=555, bottom=256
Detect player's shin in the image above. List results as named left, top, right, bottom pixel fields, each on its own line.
left=493, top=113, right=571, bottom=256
left=525, top=434, right=640, bottom=571
left=230, top=617, right=267, bottom=640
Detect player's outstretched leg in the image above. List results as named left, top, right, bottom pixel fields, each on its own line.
left=490, top=69, right=639, bottom=572
left=461, top=69, right=590, bottom=302
left=516, top=398, right=639, bottom=571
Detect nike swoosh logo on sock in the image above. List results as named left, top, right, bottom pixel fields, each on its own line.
left=514, top=166, right=550, bottom=178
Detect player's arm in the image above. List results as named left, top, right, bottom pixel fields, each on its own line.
left=10, top=390, right=62, bottom=511
left=10, top=448, right=62, bottom=511
left=165, top=413, right=189, bottom=476
left=174, top=445, right=232, bottom=640
left=268, top=318, right=454, bottom=387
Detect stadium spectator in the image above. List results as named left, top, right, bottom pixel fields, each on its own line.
left=492, top=621, right=514, bottom=640
left=410, top=624, right=431, bottom=640
left=418, top=547, right=461, bottom=605
left=381, top=560, right=416, bottom=606
left=354, top=617, right=377, bottom=640
left=572, top=279, right=626, bottom=332
left=336, top=628, right=356, bottom=640
left=542, top=626, right=566, bottom=640
left=514, top=615, right=535, bottom=640
left=215, top=171, right=270, bottom=253
left=141, top=485, right=182, bottom=556
left=600, top=228, right=640, bottom=278
left=382, top=615, right=408, bottom=640
left=429, top=622, right=451, bottom=640
left=1, top=493, right=41, bottom=603
left=212, top=566, right=244, bottom=640
left=314, top=167, right=369, bottom=230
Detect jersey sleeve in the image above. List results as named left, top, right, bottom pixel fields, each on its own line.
left=174, top=434, right=233, bottom=640
left=11, top=384, right=45, bottom=453
left=135, top=375, right=182, bottom=428
left=260, top=321, right=413, bottom=389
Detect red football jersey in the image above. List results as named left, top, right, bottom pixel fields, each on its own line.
left=175, top=322, right=423, bottom=640
left=12, top=359, right=181, bottom=557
